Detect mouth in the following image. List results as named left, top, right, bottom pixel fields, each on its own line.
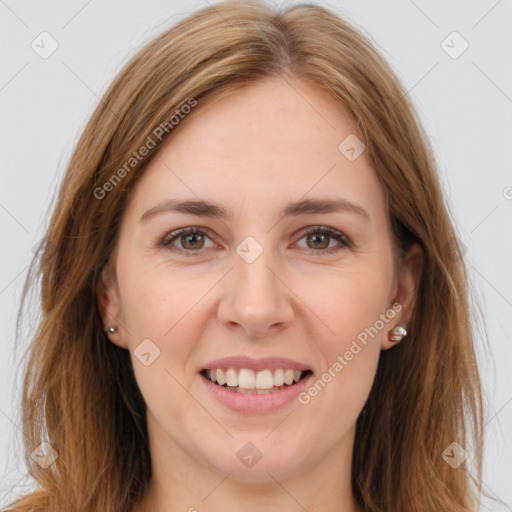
left=200, top=367, right=313, bottom=395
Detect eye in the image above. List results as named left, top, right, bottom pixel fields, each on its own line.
left=158, top=225, right=351, bottom=256
left=295, top=226, right=351, bottom=254
left=159, top=227, right=215, bottom=256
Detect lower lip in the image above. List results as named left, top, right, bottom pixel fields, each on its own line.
left=199, top=372, right=313, bottom=414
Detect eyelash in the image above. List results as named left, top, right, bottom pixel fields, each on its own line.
left=158, top=226, right=352, bottom=257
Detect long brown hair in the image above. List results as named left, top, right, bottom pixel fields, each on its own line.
left=5, top=1, right=484, bottom=510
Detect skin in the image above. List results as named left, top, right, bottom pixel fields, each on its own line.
left=97, top=75, right=423, bottom=512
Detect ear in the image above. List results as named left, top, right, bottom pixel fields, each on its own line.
left=381, top=242, right=423, bottom=350
left=96, top=259, right=128, bottom=350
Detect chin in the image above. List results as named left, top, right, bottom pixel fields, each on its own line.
left=199, top=433, right=312, bottom=483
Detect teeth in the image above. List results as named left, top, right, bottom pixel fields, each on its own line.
left=255, top=370, right=274, bottom=389
left=273, top=368, right=285, bottom=386
left=225, top=367, right=237, bottom=386
left=204, top=367, right=307, bottom=389
left=238, top=369, right=255, bottom=389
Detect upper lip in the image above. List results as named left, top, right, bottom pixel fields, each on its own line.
left=201, top=356, right=311, bottom=372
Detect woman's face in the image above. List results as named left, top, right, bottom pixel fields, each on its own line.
left=99, top=76, right=421, bottom=484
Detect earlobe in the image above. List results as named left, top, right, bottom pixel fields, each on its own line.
left=96, top=262, right=128, bottom=349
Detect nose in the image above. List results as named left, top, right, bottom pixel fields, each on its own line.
left=217, top=243, right=295, bottom=339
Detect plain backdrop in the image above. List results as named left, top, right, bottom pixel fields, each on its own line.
left=1, top=0, right=511, bottom=509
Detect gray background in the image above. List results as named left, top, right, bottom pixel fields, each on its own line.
left=1, top=0, right=511, bottom=509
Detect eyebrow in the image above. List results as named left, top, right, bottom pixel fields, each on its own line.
left=139, top=197, right=370, bottom=223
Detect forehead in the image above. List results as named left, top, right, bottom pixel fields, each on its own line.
left=124, top=76, right=387, bottom=226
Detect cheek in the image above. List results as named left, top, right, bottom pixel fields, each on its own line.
left=119, top=264, right=193, bottom=334
left=119, top=270, right=207, bottom=432
left=118, top=267, right=212, bottom=378
left=305, top=261, right=393, bottom=346
left=298, top=262, right=391, bottom=405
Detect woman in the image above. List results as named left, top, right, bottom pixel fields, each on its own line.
left=6, top=0, right=484, bottom=511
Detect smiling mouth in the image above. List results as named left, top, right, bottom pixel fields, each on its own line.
left=200, top=368, right=313, bottom=394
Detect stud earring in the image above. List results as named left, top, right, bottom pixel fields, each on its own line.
left=388, top=324, right=407, bottom=342
left=104, top=326, right=117, bottom=334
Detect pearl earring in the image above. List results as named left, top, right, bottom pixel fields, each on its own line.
left=388, top=325, right=407, bottom=342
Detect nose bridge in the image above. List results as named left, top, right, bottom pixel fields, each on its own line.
left=218, top=234, right=294, bottom=335
left=234, top=237, right=281, bottom=306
